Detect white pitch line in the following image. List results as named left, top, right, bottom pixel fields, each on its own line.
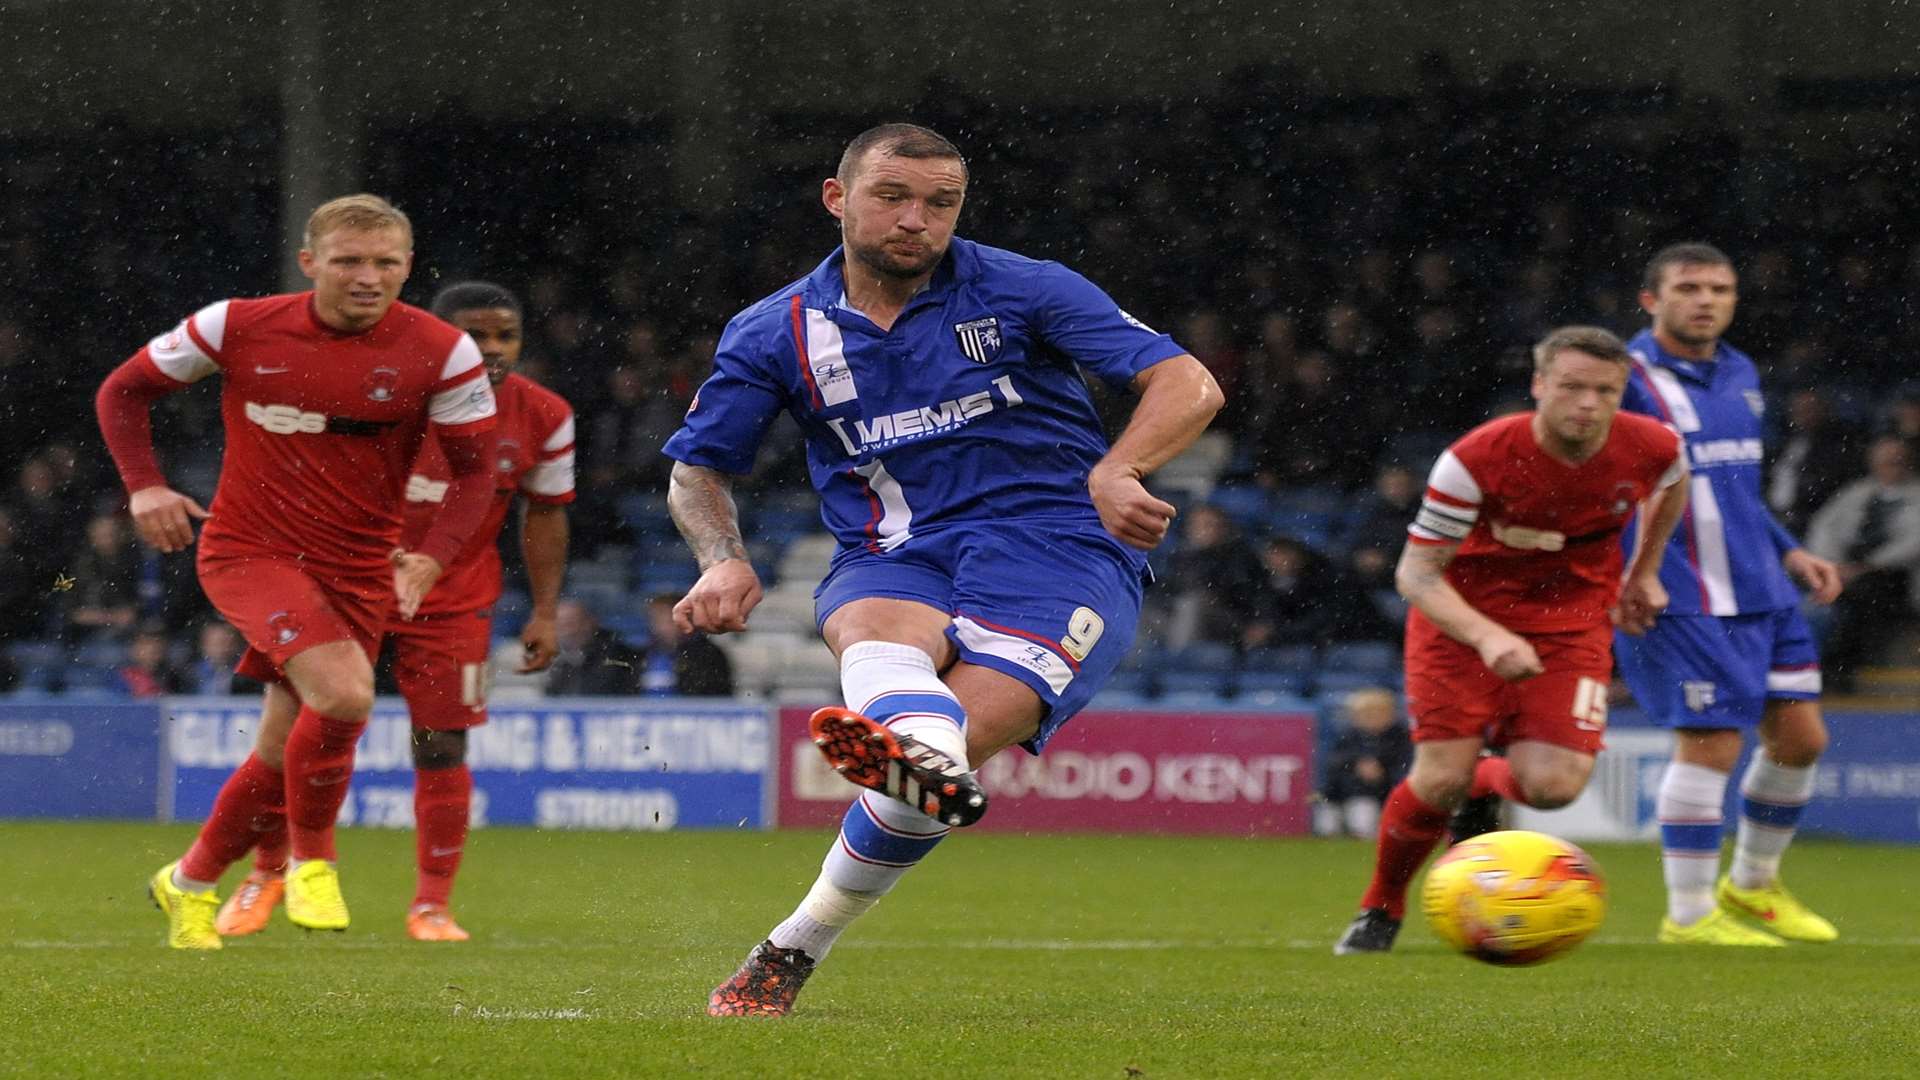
left=12, top=936, right=1920, bottom=951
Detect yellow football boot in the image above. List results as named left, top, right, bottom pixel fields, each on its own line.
left=1658, top=906, right=1785, bottom=946
left=284, top=860, right=350, bottom=932
left=147, top=861, right=222, bottom=950
left=1717, top=876, right=1838, bottom=943
left=215, top=869, right=286, bottom=937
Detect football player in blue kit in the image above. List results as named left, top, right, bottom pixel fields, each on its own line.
left=664, top=123, right=1223, bottom=1016
left=1615, top=243, right=1846, bottom=946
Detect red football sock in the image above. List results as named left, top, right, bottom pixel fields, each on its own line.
left=180, top=754, right=285, bottom=883
left=282, top=705, right=367, bottom=862
left=1470, top=756, right=1525, bottom=802
left=1359, top=782, right=1452, bottom=919
left=413, top=765, right=472, bottom=908
left=252, top=816, right=290, bottom=875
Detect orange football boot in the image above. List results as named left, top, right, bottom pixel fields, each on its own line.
left=214, top=869, right=285, bottom=937
left=407, top=904, right=471, bottom=942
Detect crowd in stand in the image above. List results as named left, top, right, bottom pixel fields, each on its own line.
left=3, top=60, right=1919, bottom=701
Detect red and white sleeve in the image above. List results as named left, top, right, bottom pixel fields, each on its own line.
left=1408, top=448, right=1482, bottom=546
left=147, top=301, right=230, bottom=383
left=426, top=335, right=497, bottom=431
left=521, top=407, right=576, bottom=505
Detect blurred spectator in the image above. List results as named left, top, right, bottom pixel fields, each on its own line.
left=0, top=507, right=46, bottom=642
left=187, top=620, right=265, bottom=697
left=639, top=594, right=734, bottom=696
left=1805, top=437, right=1920, bottom=691
left=1315, top=688, right=1413, bottom=838
left=1342, top=464, right=1420, bottom=586
left=1246, top=351, right=1372, bottom=489
left=9, top=456, right=70, bottom=592
left=1156, top=505, right=1266, bottom=651
left=544, top=598, right=644, bottom=696
left=1245, top=536, right=1394, bottom=649
left=62, top=513, right=140, bottom=642
left=1767, top=387, right=1863, bottom=536
left=118, top=626, right=189, bottom=697
left=1877, top=382, right=1920, bottom=466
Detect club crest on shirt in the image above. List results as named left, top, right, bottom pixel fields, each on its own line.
left=496, top=438, right=521, bottom=475
left=954, top=317, right=1001, bottom=364
left=363, top=366, right=401, bottom=402
left=266, top=611, right=303, bottom=646
left=1610, top=481, right=1638, bottom=517
left=1743, top=389, right=1765, bottom=418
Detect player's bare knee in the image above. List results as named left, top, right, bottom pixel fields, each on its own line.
left=1521, top=778, right=1581, bottom=810
left=304, top=680, right=374, bottom=720
left=1408, top=771, right=1469, bottom=810
left=412, top=728, right=467, bottom=770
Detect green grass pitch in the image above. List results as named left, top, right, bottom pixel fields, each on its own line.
left=4, top=823, right=1918, bottom=1078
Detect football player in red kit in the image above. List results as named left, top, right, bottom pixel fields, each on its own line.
left=213, top=281, right=576, bottom=943
left=1334, top=325, right=1690, bottom=955
left=95, top=195, right=498, bottom=949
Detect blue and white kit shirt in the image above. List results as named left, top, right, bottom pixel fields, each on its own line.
left=1619, top=329, right=1802, bottom=616
left=662, top=238, right=1187, bottom=560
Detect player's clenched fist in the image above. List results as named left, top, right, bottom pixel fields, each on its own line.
left=1088, top=462, right=1177, bottom=551
left=128, top=485, right=210, bottom=553
left=676, top=559, right=763, bottom=635
left=1476, top=628, right=1545, bottom=682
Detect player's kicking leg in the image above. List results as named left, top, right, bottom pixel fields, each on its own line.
left=1335, top=738, right=1482, bottom=955
left=710, top=625, right=986, bottom=1017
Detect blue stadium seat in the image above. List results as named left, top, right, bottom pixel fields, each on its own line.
left=601, top=611, right=654, bottom=645
left=1323, top=640, right=1399, bottom=674
left=1314, top=669, right=1401, bottom=695
left=74, top=641, right=128, bottom=668
left=6, top=640, right=63, bottom=668
left=1101, top=669, right=1153, bottom=696
left=1159, top=669, right=1233, bottom=697
left=1206, top=485, right=1272, bottom=530
left=1242, top=645, right=1316, bottom=673
left=62, top=665, right=122, bottom=691
left=617, top=493, right=676, bottom=537
left=1169, top=642, right=1238, bottom=672
left=1236, top=669, right=1311, bottom=697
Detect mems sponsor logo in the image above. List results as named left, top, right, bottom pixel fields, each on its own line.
left=824, top=375, right=1024, bottom=455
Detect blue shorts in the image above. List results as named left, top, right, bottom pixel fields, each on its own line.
left=1614, top=609, right=1821, bottom=730
left=814, top=520, right=1147, bottom=754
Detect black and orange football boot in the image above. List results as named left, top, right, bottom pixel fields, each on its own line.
left=808, top=706, right=988, bottom=827
left=707, top=940, right=818, bottom=1017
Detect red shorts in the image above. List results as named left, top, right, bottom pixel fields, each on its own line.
left=199, top=554, right=391, bottom=685
left=385, top=608, right=495, bottom=730
left=1403, top=620, right=1613, bottom=754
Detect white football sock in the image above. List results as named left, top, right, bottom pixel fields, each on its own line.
left=171, top=866, right=217, bottom=894
left=1657, top=761, right=1729, bottom=926
left=1731, top=757, right=1816, bottom=890
left=769, top=874, right=887, bottom=961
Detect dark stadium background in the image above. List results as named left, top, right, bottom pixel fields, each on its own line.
left=1, top=0, right=1916, bottom=693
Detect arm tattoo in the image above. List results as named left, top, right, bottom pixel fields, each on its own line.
left=668, top=463, right=749, bottom=570
left=1397, top=543, right=1456, bottom=600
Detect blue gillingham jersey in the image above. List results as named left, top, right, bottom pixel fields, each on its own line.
left=1619, top=328, right=1802, bottom=616
left=662, top=238, right=1187, bottom=564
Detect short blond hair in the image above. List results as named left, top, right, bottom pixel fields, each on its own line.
left=303, top=193, right=412, bottom=251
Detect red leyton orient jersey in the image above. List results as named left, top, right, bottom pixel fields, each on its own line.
left=141, top=293, right=498, bottom=576
left=1407, top=411, right=1684, bottom=633
left=400, top=372, right=576, bottom=616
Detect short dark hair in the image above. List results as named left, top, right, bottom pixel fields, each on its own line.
left=836, top=123, right=967, bottom=185
left=1533, top=325, right=1631, bottom=373
left=1642, top=242, right=1734, bottom=293
left=430, top=280, right=521, bottom=320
